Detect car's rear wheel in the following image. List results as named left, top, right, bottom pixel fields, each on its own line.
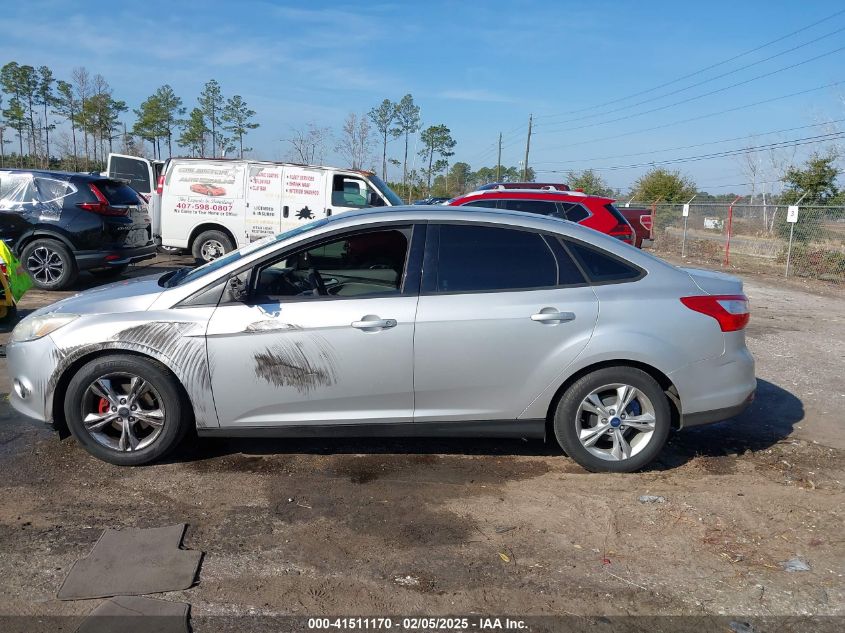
left=191, top=230, right=234, bottom=264
left=21, top=238, right=78, bottom=290
left=64, top=354, right=189, bottom=466
left=553, top=366, right=671, bottom=473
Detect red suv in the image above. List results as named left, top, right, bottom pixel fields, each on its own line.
left=446, top=188, right=635, bottom=245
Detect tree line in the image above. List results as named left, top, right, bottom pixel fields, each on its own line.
left=284, top=94, right=458, bottom=201
left=0, top=61, right=260, bottom=170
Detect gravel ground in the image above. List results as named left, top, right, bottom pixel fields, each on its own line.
left=0, top=255, right=842, bottom=630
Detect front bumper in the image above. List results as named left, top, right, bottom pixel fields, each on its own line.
left=74, top=243, right=156, bottom=270
left=5, top=335, right=60, bottom=424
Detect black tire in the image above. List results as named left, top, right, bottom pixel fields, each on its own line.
left=553, top=366, right=671, bottom=473
left=191, top=230, right=234, bottom=264
left=89, top=265, right=129, bottom=278
left=64, top=354, right=190, bottom=466
left=157, top=245, right=183, bottom=255
left=21, top=238, right=78, bottom=290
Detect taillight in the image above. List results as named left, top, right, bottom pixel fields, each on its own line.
left=680, top=294, right=750, bottom=332
left=77, top=184, right=129, bottom=216
left=156, top=174, right=165, bottom=195
left=609, top=223, right=634, bottom=244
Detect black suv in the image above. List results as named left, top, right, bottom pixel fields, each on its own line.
left=0, top=169, right=155, bottom=290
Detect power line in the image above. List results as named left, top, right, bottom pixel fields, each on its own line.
left=531, top=118, right=845, bottom=166
left=533, top=8, right=845, bottom=119
left=537, top=45, right=845, bottom=134
left=534, top=79, right=845, bottom=152
left=533, top=132, right=845, bottom=173
left=537, top=24, right=845, bottom=126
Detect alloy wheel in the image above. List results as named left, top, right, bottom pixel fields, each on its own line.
left=80, top=372, right=166, bottom=452
left=26, top=246, right=64, bottom=284
left=575, top=383, right=657, bottom=461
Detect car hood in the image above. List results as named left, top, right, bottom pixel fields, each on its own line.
left=36, top=274, right=166, bottom=317
left=681, top=267, right=743, bottom=295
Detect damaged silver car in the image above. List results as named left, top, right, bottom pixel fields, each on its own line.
left=6, top=207, right=756, bottom=472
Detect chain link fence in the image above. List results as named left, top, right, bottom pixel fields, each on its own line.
left=628, top=202, right=845, bottom=282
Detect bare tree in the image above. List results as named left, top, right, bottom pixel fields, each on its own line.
left=285, top=123, right=331, bottom=164
left=71, top=67, right=91, bottom=169
left=336, top=112, right=372, bottom=170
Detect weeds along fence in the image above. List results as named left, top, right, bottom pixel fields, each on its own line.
left=629, top=202, right=845, bottom=283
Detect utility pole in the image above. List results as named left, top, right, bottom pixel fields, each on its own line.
left=496, top=132, right=502, bottom=182
left=522, top=114, right=533, bottom=181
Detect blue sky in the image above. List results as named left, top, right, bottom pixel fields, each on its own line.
left=2, top=0, right=844, bottom=193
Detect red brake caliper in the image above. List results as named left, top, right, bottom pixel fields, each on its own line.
left=97, top=398, right=110, bottom=415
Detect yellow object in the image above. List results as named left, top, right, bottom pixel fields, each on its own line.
left=0, top=270, right=11, bottom=319
left=0, top=240, right=32, bottom=303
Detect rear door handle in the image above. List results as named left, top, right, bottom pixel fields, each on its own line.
left=351, top=316, right=397, bottom=330
left=531, top=310, right=575, bottom=323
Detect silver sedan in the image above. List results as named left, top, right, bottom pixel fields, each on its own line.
left=5, top=207, right=756, bottom=472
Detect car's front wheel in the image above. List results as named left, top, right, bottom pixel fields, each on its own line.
left=553, top=366, right=671, bottom=473
left=64, top=354, right=189, bottom=466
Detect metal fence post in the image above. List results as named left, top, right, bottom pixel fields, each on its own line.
left=784, top=193, right=808, bottom=278
left=723, top=196, right=742, bottom=267
left=681, top=194, right=695, bottom=258
left=785, top=222, right=795, bottom=278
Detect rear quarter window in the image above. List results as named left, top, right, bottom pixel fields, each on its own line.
left=565, top=240, right=642, bottom=283
left=560, top=202, right=590, bottom=223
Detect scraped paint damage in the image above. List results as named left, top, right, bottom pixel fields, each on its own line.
left=253, top=337, right=337, bottom=394
left=48, top=320, right=218, bottom=428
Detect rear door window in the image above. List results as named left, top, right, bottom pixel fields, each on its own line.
left=456, top=198, right=500, bottom=209
left=565, top=240, right=642, bottom=283
left=497, top=199, right=561, bottom=217
left=434, top=224, right=558, bottom=293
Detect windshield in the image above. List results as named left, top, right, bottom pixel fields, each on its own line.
left=369, top=175, right=404, bottom=206
left=161, top=218, right=330, bottom=288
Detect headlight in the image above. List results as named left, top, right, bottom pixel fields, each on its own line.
left=10, top=313, right=80, bottom=343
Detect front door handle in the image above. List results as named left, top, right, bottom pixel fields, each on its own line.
left=351, top=315, right=397, bottom=331
left=531, top=309, right=575, bottom=323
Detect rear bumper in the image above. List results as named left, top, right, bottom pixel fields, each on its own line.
left=681, top=390, right=755, bottom=427
left=670, top=336, right=756, bottom=429
left=74, top=243, right=156, bottom=270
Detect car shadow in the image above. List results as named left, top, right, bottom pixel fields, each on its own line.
left=173, top=379, right=803, bottom=470
left=653, top=378, right=804, bottom=470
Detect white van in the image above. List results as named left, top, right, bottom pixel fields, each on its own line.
left=106, top=156, right=403, bottom=262
left=158, top=159, right=403, bottom=261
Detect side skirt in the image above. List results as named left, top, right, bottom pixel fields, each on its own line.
left=197, top=419, right=546, bottom=440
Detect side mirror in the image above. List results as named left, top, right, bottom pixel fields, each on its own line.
left=368, top=191, right=385, bottom=207
left=225, top=275, right=249, bottom=303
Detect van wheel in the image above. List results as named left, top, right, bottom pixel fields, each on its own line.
left=192, top=230, right=234, bottom=264
left=21, top=238, right=78, bottom=290
left=553, top=366, right=671, bottom=473
left=64, top=354, right=189, bottom=466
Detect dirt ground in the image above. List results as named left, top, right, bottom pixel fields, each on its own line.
left=0, top=254, right=843, bottom=630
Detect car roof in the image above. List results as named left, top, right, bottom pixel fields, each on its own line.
left=0, top=168, right=114, bottom=182
left=455, top=189, right=614, bottom=202
left=317, top=204, right=594, bottom=237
